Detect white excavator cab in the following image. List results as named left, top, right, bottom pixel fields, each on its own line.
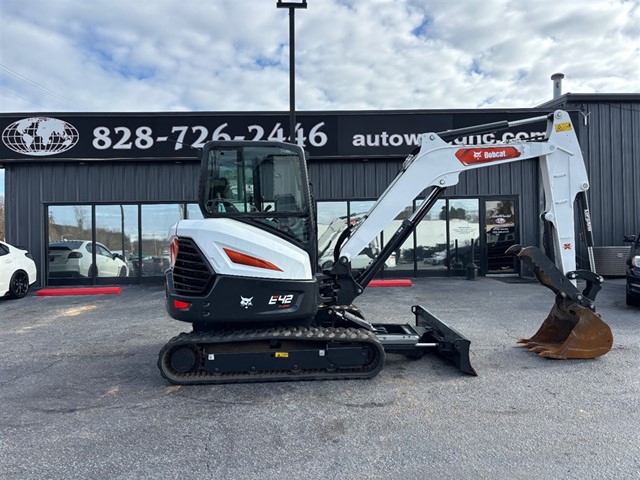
left=199, top=141, right=315, bottom=249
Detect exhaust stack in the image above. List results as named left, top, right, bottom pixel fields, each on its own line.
left=551, top=73, right=565, bottom=99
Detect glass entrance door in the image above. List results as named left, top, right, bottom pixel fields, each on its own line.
left=483, top=198, right=519, bottom=273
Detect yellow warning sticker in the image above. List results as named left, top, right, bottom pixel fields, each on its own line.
left=555, top=122, right=572, bottom=132
left=275, top=352, right=289, bottom=358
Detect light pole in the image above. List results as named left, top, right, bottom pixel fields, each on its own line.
left=276, top=0, right=307, bottom=143
left=120, top=204, right=125, bottom=261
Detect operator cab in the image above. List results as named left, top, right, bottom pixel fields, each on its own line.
left=199, top=141, right=315, bottom=256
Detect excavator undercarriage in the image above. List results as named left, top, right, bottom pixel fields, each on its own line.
left=158, top=304, right=476, bottom=385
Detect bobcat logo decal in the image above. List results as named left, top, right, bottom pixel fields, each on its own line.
left=240, top=296, right=254, bottom=309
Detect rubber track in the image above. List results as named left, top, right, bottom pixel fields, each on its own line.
left=158, top=326, right=385, bottom=385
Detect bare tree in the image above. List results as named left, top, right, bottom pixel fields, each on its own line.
left=74, top=206, right=86, bottom=231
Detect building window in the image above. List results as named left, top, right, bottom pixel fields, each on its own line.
left=348, top=200, right=379, bottom=270
left=46, top=203, right=187, bottom=284
left=48, top=205, right=93, bottom=279
left=416, top=198, right=447, bottom=272
left=447, top=199, right=480, bottom=272
left=187, top=203, right=204, bottom=220
left=139, top=204, right=182, bottom=277
left=382, top=201, right=415, bottom=274
left=95, top=205, right=139, bottom=278
left=316, top=201, right=348, bottom=270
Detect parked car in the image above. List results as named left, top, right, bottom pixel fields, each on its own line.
left=0, top=241, right=37, bottom=299
left=130, top=255, right=171, bottom=276
left=624, top=233, right=640, bottom=306
left=48, top=240, right=129, bottom=277
left=111, top=250, right=135, bottom=276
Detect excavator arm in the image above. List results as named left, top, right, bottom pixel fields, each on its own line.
left=324, top=110, right=613, bottom=361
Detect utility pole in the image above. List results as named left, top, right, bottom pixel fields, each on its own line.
left=276, top=0, right=307, bottom=143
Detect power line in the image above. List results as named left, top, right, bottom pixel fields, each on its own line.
left=0, top=85, right=51, bottom=111
left=0, top=63, right=89, bottom=111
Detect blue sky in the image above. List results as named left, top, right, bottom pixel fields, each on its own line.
left=1, top=0, right=639, bottom=114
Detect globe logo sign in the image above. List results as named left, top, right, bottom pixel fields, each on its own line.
left=2, top=117, right=79, bottom=156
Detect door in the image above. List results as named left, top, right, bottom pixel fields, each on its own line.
left=483, top=198, right=519, bottom=273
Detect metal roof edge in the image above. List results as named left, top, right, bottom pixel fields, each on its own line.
left=0, top=106, right=559, bottom=119
left=537, top=93, right=640, bottom=108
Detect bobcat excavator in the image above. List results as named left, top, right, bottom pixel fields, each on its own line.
left=158, top=110, right=613, bottom=385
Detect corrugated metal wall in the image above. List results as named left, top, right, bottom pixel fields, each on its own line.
left=569, top=100, right=640, bottom=246
left=5, top=161, right=201, bottom=281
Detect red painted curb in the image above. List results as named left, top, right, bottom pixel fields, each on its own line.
left=37, top=287, right=122, bottom=296
left=368, top=279, right=412, bottom=287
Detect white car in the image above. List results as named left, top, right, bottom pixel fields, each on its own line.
left=48, top=240, right=129, bottom=278
left=0, top=241, right=37, bottom=299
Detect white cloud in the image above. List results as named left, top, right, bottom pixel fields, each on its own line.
left=1, top=0, right=638, bottom=113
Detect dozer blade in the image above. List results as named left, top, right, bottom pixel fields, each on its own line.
left=373, top=305, right=477, bottom=375
left=508, top=245, right=614, bottom=360
left=413, top=305, right=477, bottom=375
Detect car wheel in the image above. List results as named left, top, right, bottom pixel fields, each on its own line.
left=119, top=266, right=127, bottom=277
left=8, top=270, right=30, bottom=299
left=626, top=291, right=640, bottom=306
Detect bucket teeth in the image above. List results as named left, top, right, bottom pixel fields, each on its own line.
left=528, top=345, right=547, bottom=354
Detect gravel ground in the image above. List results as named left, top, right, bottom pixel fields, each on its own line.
left=0, top=276, right=638, bottom=480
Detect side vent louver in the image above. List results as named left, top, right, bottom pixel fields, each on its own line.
left=172, top=238, right=213, bottom=296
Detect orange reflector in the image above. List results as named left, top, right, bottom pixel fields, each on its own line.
left=169, top=237, right=179, bottom=269
left=37, top=287, right=122, bottom=296
left=174, top=299, right=191, bottom=309
left=369, top=279, right=412, bottom=287
left=223, top=248, right=283, bottom=272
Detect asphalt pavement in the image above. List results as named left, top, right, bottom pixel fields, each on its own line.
left=0, top=276, right=638, bottom=480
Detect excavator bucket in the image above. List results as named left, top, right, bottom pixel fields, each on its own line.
left=517, top=294, right=613, bottom=359
left=507, top=245, right=614, bottom=360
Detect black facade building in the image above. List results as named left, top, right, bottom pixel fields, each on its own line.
left=1, top=93, right=638, bottom=287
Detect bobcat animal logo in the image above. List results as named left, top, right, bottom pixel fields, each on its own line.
left=240, top=296, right=253, bottom=309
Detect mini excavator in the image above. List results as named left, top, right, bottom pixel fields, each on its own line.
left=158, top=110, right=613, bottom=384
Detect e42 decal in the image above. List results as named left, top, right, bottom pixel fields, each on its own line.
left=269, top=294, right=294, bottom=307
